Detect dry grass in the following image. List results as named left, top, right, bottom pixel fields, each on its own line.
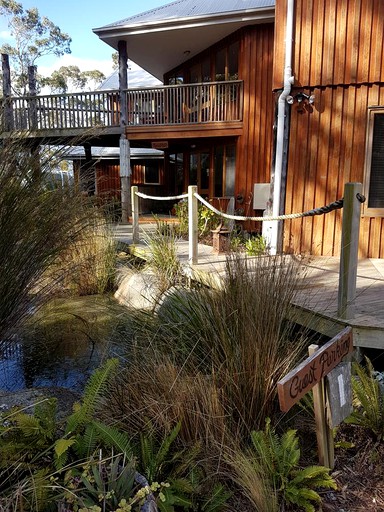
left=102, top=253, right=311, bottom=444
left=58, top=211, right=116, bottom=296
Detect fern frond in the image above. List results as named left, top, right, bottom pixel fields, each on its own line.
left=155, top=421, right=182, bottom=469
left=65, top=358, right=119, bottom=434
left=92, top=420, right=132, bottom=457
left=201, top=482, right=232, bottom=512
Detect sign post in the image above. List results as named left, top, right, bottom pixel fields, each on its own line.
left=277, top=326, right=354, bottom=467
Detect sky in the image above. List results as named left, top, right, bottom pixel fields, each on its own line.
left=0, top=0, right=168, bottom=85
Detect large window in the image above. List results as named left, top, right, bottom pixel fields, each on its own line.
left=364, top=109, right=384, bottom=216
left=165, top=36, right=239, bottom=85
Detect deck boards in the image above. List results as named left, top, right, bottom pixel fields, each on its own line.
left=113, top=224, right=384, bottom=349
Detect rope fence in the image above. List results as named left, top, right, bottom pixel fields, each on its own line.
left=131, top=183, right=366, bottom=321
left=134, top=190, right=358, bottom=222
left=136, top=192, right=188, bottom=201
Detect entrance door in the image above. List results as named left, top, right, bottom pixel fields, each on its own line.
left=189, top=151, right=210, bottom=196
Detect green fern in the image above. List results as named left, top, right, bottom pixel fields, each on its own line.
left=249, top=419, right=336, bottom=511
left=345, top=357, right=384, bottom=440
left=65, top=358, right=119, bottom=435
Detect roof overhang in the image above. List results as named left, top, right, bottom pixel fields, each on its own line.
left=93, top=7, right=274, bottom=80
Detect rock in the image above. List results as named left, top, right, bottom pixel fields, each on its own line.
left=0, top=386, right=80, bottom=420
left=114, top=269, right=161, bottom=310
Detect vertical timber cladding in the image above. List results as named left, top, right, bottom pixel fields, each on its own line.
left=274, top=0, right=384, bottom=257
left=235, top=24, right=274, bottom=225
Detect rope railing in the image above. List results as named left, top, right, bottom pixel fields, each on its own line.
left=134, top=189, right=348, bottom=221
left=136, top=192, right=188, bottom=201
left=195, top=193, right=346, bottom=222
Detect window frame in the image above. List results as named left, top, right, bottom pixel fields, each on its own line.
left=363, top=107, right=384, bottom=217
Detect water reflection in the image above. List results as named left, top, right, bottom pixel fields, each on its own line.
left=0, top=296, right=121, bottom=392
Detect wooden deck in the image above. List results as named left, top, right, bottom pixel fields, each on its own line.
left=113, top=224, right=384, bottom=350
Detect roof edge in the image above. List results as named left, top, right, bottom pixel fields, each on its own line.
left=93, top=6, right=275, bottom=36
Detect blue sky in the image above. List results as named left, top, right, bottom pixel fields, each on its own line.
left=0, top=0, right=168, bottom=82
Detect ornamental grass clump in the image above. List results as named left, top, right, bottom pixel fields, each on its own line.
left=103, top=253, right=308, bottom=442
left=59, top=210, right=117, bottom=296
left=0, top=139, right=101, bottom=344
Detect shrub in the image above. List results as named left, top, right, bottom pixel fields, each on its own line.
left=226, top=419, right=337, bottom=512
left=345, top=357, right=384, bottom=440
left=173, top=199, right=221, bottom=240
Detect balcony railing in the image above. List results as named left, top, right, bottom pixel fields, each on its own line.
left=126, top=80, right=243, bottom=125
left=0, top=81, right=243, bottom=133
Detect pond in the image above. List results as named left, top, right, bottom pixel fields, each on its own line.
left=0, top=295, right=126, bottom=393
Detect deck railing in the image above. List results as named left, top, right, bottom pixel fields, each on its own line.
left=1, top=89, right=121, bottom=132
left=0, top=81, right=243, bottom=133
left=126, top=80, right=243, bottom=125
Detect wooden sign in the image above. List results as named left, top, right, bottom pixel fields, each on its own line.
left=277, top=326, right=353, bottom=412
left=151, top=141, right=168, bottom=149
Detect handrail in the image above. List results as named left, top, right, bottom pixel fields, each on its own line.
left=1, top=80, right=244, bottom=133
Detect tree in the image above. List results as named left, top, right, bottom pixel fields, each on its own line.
left=42, top=65, right=106, bottom=93
left=0, top=0, right=72, bottom=94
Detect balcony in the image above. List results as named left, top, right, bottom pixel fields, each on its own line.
left=0, top=80, right=243, bottom=140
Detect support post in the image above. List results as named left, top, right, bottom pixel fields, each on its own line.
left=188, top=185, right=198, bottom=265
left=338, top=182, right=363, bottom=319
left=2, top=54, right=13, bottom=131
left=118, top=40, right=130, bottom=223
left=120, top=135, right=131, bottom=224
left=28, top=65, right=38, bottom=130
left=131, top=186, right=139, bottom=244
left=308, top=344, right=334, bottom=469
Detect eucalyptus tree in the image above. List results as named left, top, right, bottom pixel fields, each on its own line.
left=0, top=0, right=72, bottom=94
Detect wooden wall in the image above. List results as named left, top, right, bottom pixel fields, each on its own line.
left=236, top=24, right=275, bottom=220
left=274, top=0, right=384, bottom=257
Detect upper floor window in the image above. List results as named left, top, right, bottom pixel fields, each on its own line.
left=363, top=109, right=384, bottom=216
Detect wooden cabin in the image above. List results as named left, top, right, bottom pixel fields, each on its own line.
left=2, top=0, right=384, bottom=258
left=64, top=146, right=166, bottom=215
left=92, top=0, right=384, bottom=258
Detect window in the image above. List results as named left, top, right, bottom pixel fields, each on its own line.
left=144, top=163, right=160, bottom=185
left=364, top=109, right=384, bottom=216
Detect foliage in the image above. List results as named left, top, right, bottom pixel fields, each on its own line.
left=0, top=398, right=57, bottom=467
left=173, top=199, right=220, bottom=240
left=345, top=357, right=384, bottom=440
left=144, top=220, right=184, bottom=295
left=103, top=253, right=308, bottom=441
left=0, top=140, right=98, bottom=344
left=42, top=65, right=105, bottom=93
left=244, top=234, right=268, bottom=256
left=57, top=454, right=170, bottom=512
left=59, top=210, right=117, bottom=296
left=0, top=0, right=71, bottom=94
left=228, top=419, right=336, bottom=512
left=135, top=422, right=230, bottom=512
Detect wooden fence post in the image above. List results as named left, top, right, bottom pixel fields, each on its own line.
left=338, top=182, right=363, bottom=319
left=188, top=185, right=198, bottom=265
left=308, top=344, right=334, bottom=469
left=131, top=186, right=139, bottom=244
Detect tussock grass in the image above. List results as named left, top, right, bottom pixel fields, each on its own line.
left=59, top=211, right=116, bottom=296
left=103, top=253, right=309, bottom=443
left=0, top=140, right=86, bottom=342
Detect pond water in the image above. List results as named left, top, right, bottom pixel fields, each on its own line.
left=0, top=295, right=125, bottom=393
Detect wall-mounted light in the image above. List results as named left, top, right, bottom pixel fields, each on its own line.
left=286, top=92, right=315, bottom=105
